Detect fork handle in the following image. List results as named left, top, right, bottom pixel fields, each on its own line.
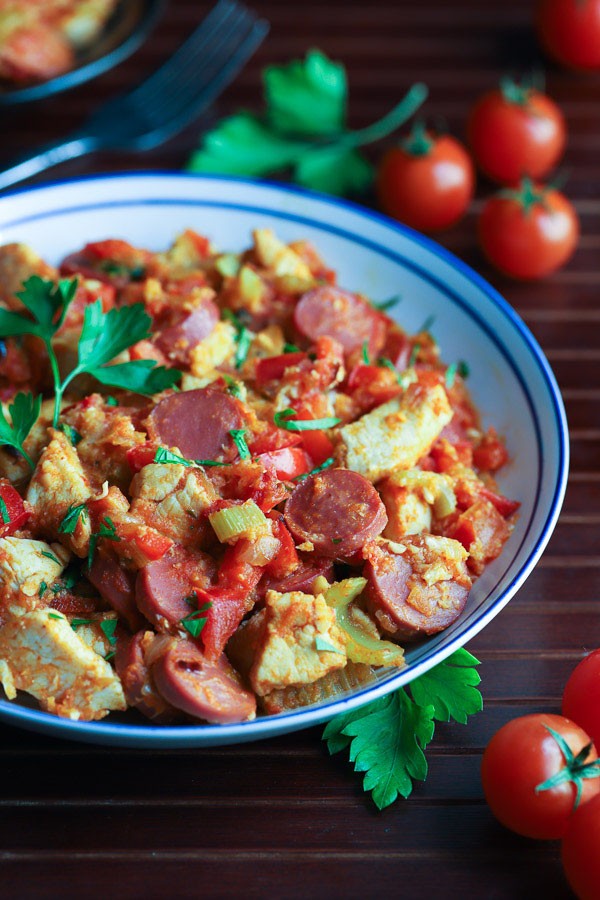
left=0, top=133, right=101, bottom=192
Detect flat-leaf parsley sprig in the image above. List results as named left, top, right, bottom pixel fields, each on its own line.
left=0, top=391, right=42, bottom=469
left=187, top=49, right=428, bottom=197
left=0, top=276, right=181, bottom=433
left=323, top=649, right=483, bottom=809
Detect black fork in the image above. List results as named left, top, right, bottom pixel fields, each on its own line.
left=0, top=0, right=268, bottom=191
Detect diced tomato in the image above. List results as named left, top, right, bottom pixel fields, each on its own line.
left=431, top=439, right=473, bottom=472
left=242, top=466, right=288, bottom=513
left=381, top=326, right=411, bottom=370
left=83, top=239, right=139, bottom=262
left=184, top=229, right=212, bottom=259
left=479, top=487, right=520, bottom=517
left=346, top=363, right=402, bottom=412
left=114, top=520, right=173, bottom=563
left=265, top=518, right=299, bottom=579
left=473, top=430, right=510, bottom=472
left=255, top=352, right=307, bottom=387
left=129, top=340, right=168, bottom=366
left=293, top=396, right=337, bottom=466
left=248, top=426, right=302, bottom=455
left=0, top=480, right=29, bottom=537
left=126, top=443, right=159, bottom=473
left=199, top=540, right=265, bottom=658
left=256, top=447, right=313, bottom=481
left=451, top=498, right=510, bottom=574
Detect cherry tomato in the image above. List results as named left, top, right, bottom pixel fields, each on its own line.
left=0, top=479, right=29, bottom=537
left=481, top=713, right=600, bottom=839
left=536, top=0, right=600, bottom=71
left=467, top=78, right=566, bottom=184
left=255, top=447, right=313, bottom=481
left=561, top=792, right=600, bottom=899
left=563, top=650, right=600, bottom=749
left=377, top=123, right=475, bottom=232
left=478, top=179, right=579, bottom=280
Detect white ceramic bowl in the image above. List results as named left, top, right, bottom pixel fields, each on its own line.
left=0, top=173, right=568, bottom=747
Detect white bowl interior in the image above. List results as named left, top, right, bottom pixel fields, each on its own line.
left=0, top=174, right=568, bottom=747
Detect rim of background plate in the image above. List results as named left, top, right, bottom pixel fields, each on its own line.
left=0, top=172, right=569, bottom=746
left=0, top=0, right=165, bottom=107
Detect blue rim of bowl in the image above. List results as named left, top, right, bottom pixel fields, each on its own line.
left=0, top=0, right=165, bottom=106
left=0, top=172, right=569, bottom=745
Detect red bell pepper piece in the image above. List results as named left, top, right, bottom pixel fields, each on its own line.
left=0, top=480, right=29, bottom=537
left=256, top=446, right=313, bottom=481
left=255, top=351, right=306, bottom=387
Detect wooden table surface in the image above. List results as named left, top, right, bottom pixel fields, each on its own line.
left=1, top=1, right=597, bottom=897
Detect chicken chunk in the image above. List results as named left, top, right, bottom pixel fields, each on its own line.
left=250, top=590, right=347, bottom=696
left=0, top=608, right=125, bottom=720
left=0, top=243, right=57, bottom=309
left=26, top=428, right=92, bottom=557
left=337, top=381, right=453, bottom=483
left=0, top=536, right=68, bottom=617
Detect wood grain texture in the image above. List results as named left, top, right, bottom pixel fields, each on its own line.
left=0, top=0, right=597, bottom=896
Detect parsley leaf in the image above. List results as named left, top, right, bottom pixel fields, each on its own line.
left=274, top=408, right=340, bottom=431
left=58, top=503, right=89, bottom=535
left=0, top=392, right=41, bottom=469
left=229, top=428, right=250, bottom=460
left=87, top=517, right=120, bottom=569
left=180, top=601, right=212, bottom=639
left=323, top=649, right=483, bottom=809
left=296, top=145, right=373, bottom=196
left=409, top=648, right=483, bottom=724
left=187, top=51, right=427, bottom=197
left=264, top=49, right=347, bottom=137
left=294, top=457, right=335, bottom=480
left=57, top=423, right=81, bottom=446
left=0, top=495, right=9, bottom=525
left=324, top=691, right=435, bottom=810
left=100, top=618, right=118, bottom=646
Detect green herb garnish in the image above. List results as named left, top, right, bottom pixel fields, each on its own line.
left=71, top=618, right=93, bottom=629
left=58, top=503, right=89, bottom=535
left=87, top=517, right=120, bottom=569
left=0, top=277, right=181, bottom=431
left=229, top=429, right=250, bottom=460
left=38, top=581, right=47, bottom=597
left=323, top=648, right=482, bottom=809
left=187, top=50, right=427, bottom=197
left=274, top=408, right=340, bottom=431
left=361, top=342, right=370, bottom=365
left=180, top=601, right=212, bottom=639
left=373, top=295, right=401, bottom=311
left=57, top=423, right=82, bottom=446
left=0, top=495, right=9, bottom=525
left=100, top=619, right=118, bottom=645
left=41, top=550, right=60, bottom=565
left=0, top=392, right=41, bottom=469
left=315, top=636, right=344, bottom=654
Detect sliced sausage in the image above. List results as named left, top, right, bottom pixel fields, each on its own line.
left=147, top=385, right=243, bottom=462
left=284, top=468, right=387, bottom=557
left=115, top=631, right=179, bottom=724
left=260, top=556, right=334, bottom=597
left=155, top=300, right=219, bottom=365
left=87, top=546, right=146, bottom=633
left=294, top=286, right=386, bottom=357
left=135, top=545, right=216, bottom=632
left=151, top=639, right=256, bottom=724
left=364, top=538, right=470, bottom=641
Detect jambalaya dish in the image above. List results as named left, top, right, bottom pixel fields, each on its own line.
left=0, top=228, right=519, bottom=724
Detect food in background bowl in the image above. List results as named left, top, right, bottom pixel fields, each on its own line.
left=0, top=0, right=118, bottom=84
left=0, top=227, right=519, bottom=726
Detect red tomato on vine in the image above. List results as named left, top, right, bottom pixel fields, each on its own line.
left=481, top=713, right=600, bottom=840
left=478, top=178, right=579, bottom=280
left=467, top=76, right=566, bottom=185
left=536, top=0, right=600, bottom=71
left=376, top=122, right=475, bottom=233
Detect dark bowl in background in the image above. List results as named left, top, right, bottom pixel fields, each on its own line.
left=0, top=0, right=165, bottom=106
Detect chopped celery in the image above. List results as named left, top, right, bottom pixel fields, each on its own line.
left=325, top=578, right=405, bottom=668
left=209, top=500, right=268, bottom=543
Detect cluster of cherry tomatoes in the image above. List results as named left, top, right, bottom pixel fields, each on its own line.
left=376, top=0, right=600, bottom=280
left=482, top=651, right=600, bottom=899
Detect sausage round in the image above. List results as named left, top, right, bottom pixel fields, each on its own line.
left=364, top=543, right=470, bottom=641
left=147, top=385, right=243, bottom=462
left=284, top=468, right=387, bottom=557
left=294, top=286, right=387, bottom=357
left=151, top=639, right=256, bottom=724
left=135, top=545, right=216, bottom=632
left=115, top=631, right=179, bottom=724
left=260, top=556, right=334, bottom=597
left=155, top=300, right=219, bottom=365
left=87, top=546, right=146, bottom=633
